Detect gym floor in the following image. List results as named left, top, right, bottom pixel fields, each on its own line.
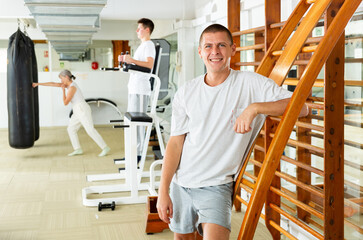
left=0, top=126, right=272, bottom=240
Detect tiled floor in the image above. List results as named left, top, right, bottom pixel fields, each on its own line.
left=0, top=126, right=272, bottom=240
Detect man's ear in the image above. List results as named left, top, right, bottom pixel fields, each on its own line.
left=231, top=43, right=236, bottom=56
left=198, top=46, right=202, bottom=58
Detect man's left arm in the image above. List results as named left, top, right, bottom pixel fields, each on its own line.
left=234, top=98, right=308, bottom=134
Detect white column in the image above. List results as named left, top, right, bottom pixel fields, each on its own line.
left=174, top=20, right=195, bottom=87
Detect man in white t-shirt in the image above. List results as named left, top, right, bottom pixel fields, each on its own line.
left=119, top=18, right=156, bottom=159
left=156, top=24, right=308, bottom=240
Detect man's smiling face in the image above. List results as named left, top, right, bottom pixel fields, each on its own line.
left=198, top=31, right=236, bottom=74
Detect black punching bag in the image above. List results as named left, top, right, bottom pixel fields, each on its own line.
left=7, top=29, right=35, bottom=148
left=28, top=37, right=39, bottom=141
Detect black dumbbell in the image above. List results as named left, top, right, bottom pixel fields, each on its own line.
left=118, top=52, right=124, bottom=68
left=98, top=201, right=116, bottom=211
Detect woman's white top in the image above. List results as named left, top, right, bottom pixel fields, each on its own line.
left=68, top=82, right=85, bottom=105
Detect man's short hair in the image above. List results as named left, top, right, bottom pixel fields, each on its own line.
left=199, top=24, right=233, bottom=46
left=137, top=18, right=154, bottom=34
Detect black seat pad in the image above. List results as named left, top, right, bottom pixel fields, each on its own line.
left=125, top=112, right=152, bottom=122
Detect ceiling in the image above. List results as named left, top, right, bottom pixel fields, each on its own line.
left=17, top=0, right=197, bottom=61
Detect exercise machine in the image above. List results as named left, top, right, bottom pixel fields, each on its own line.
left=82, top=44, right=166, bottom=207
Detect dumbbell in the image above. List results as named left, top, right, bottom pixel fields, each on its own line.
left=118, top=52, right=124, bottom=68
left=98, top=201, right=116, bottom=211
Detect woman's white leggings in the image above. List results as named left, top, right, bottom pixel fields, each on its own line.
left=67, top=101, right=107, bottom=150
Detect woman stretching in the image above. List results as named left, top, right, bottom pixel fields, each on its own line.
left=33, top=70, right=111, bottom=157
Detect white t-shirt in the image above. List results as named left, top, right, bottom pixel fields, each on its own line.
left=68, top=82, right=85, bottom=105
left=127, top=40, right=156, bottom=96
left=171, top=69, right=293, bottom=188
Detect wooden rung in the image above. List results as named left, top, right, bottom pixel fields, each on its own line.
left=272, top=45, right=318, bottom=56
left=236, top=195, right=266, bottom=220
left=348, top=197, right=363, bottom=204
left=236, top=194, right=249, bottom=206
left=270, top=21, right=286, bottom=29
left=281, top=155, right=324, bottom=176
left=284, top=78, right=324, bottom=88
left=269, top=220, right=298, bottom=240
left=345, top=80, right=363, bottom=87
left=305, top=36, right=323, bottom=44
left=310, top=114, right=363, bottom=128
left=306, top=216, right=324, bottom=231
left=308, top=96, right=324, bottom=102
left=344, top=98, right=363, bottom=107
left=344, top=198, right=363, bottom=215
left=306, top=102, right=324, bottom=110
left=286, top=78, right=363, bottom=87
left=293, top=59, right=310, bottom=65
left=236, top=43, right=265, bottom=51
left=344, top=178, right=363, bottom=193
left=234, top=61, right=261, bottom=66
left=231, top=26, right=265, bottom=37
left=241, top=178, right=256, bottom=190
left=254, top=144, right=265, bottom=152
left=281, top=202, right=297, bottom=215
left=249, top=159, right=324, bottom=198
left=307, top=131, right=363, bottom=150
left=244, top=172, right=257, bottom=182
left=270, top=204, right=324, bottom=240
left=344, top=218, right=363, bottom=234
left=345, top=58, right=363, bottom=63
left=235, top=59, right=315, bottom=67
left=306, top=0, right=317, bottom=4
left=344, top=159, right=363, bottom=171
left=270, top=186, right=324, bottom=220
left=309, top=96, right=363, bottom=107
left=269, top=116, right=325, bottom=132
left=268, top=133, right=325, bottom=155
left=240, top=180, right=254, bottom=194
left=261, top=130, right=325, bottom=156
left=277, top=172, right=324, bottom=198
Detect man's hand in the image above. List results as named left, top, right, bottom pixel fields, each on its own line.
left=233, top=104, right=257, bottom=134
left=123, top=54, right=132, bottom=64
left=157, top=192, right=173, bottom=224
left=32, top=83, right=38, bottom=88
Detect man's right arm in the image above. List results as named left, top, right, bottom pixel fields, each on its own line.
left=157, top=134, right=186, bottom=223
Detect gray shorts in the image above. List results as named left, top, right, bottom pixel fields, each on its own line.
left=169, top=181, right=233, bottom=236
